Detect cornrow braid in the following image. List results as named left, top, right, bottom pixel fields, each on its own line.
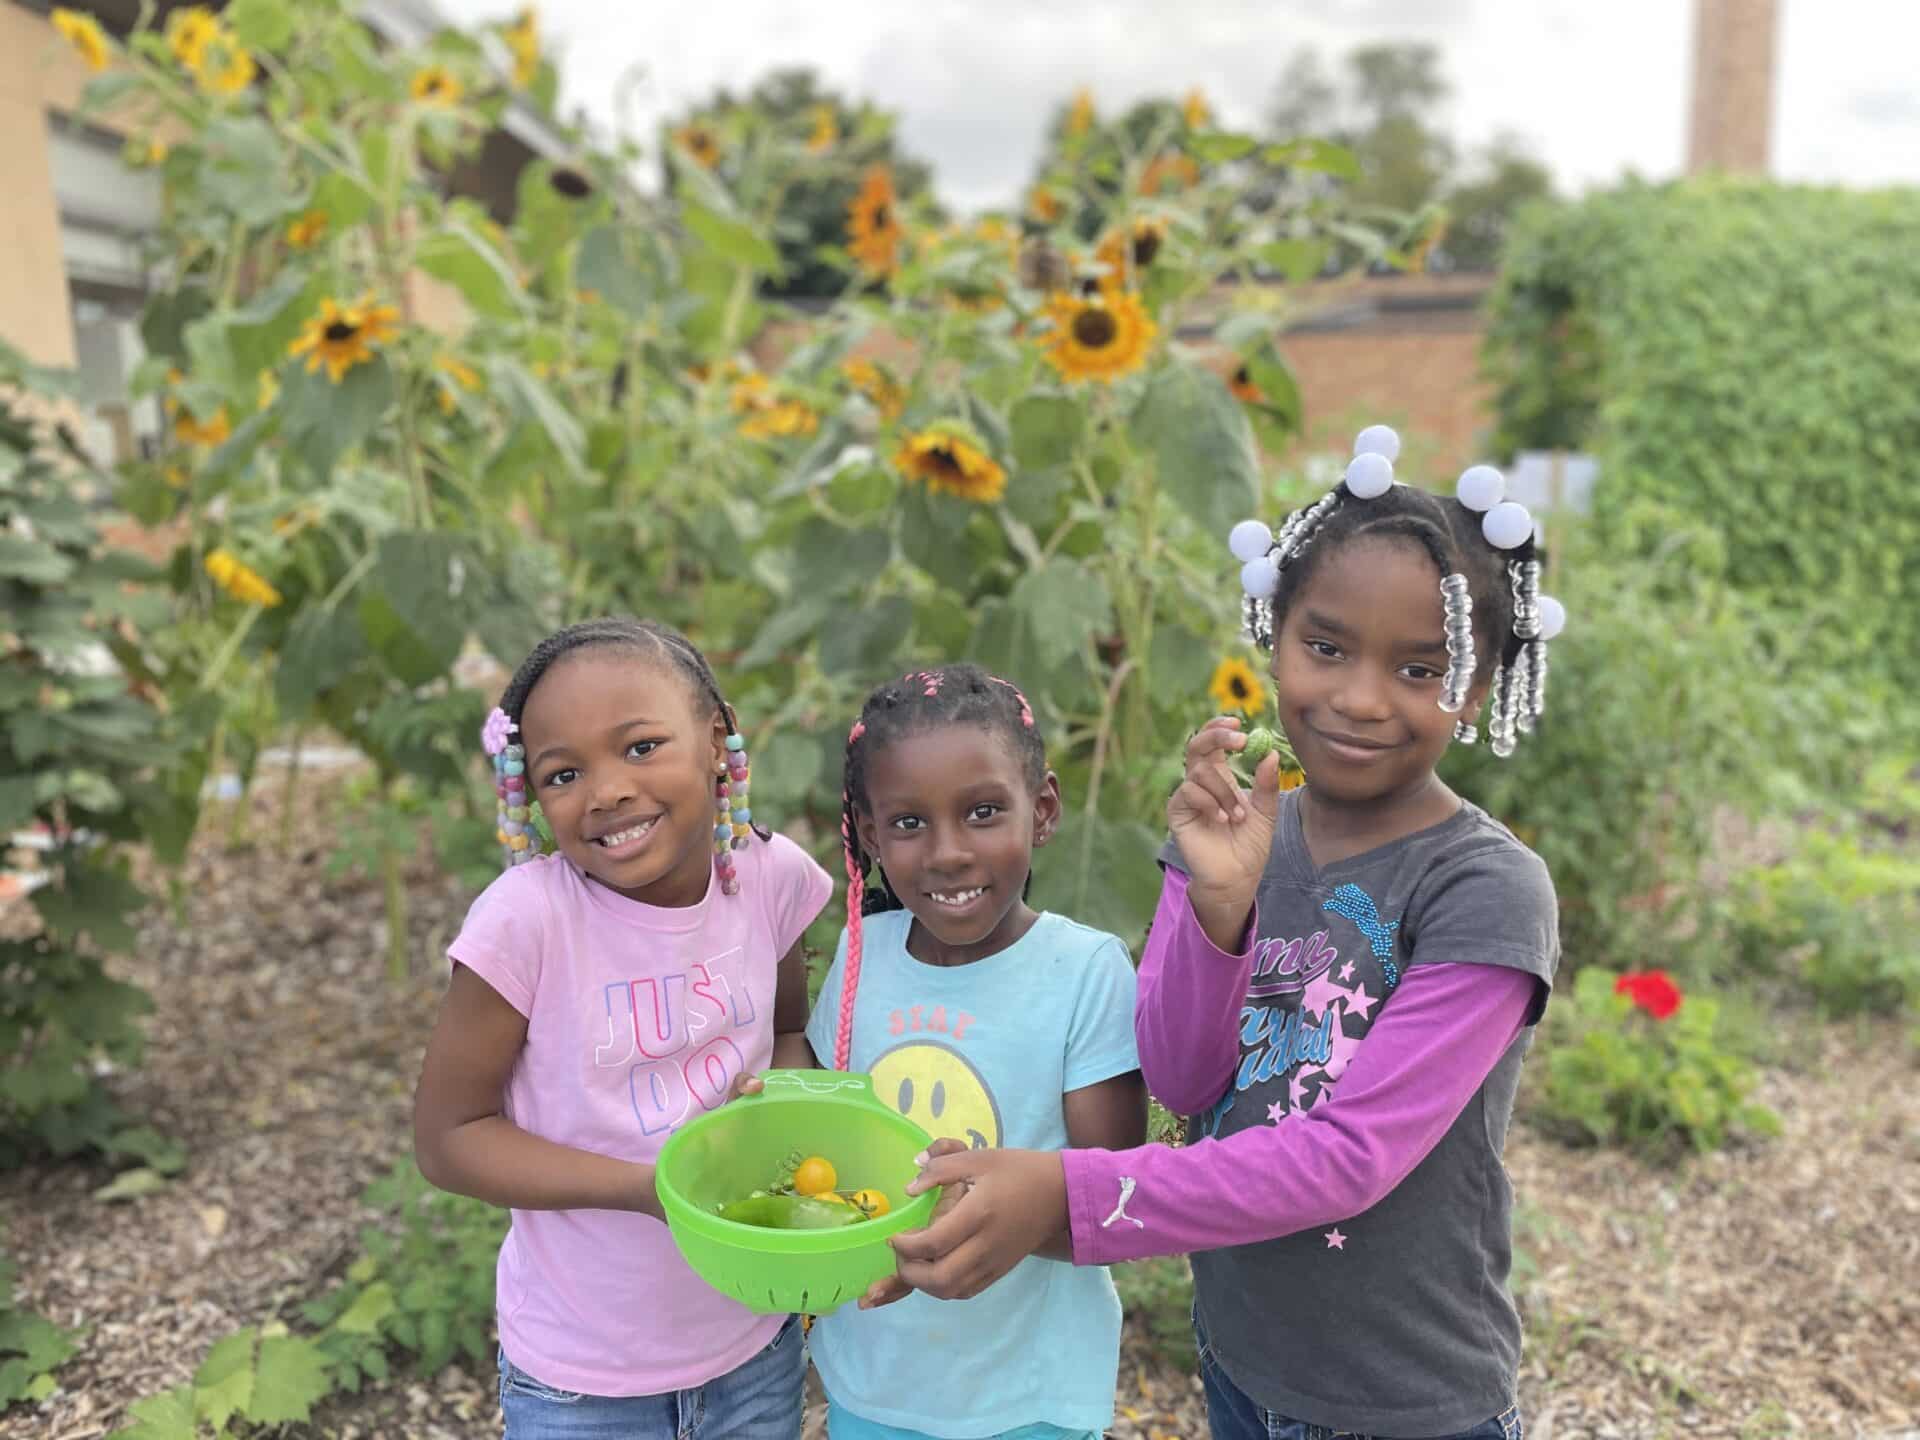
left=829, top=663, right=1044, bottom=1070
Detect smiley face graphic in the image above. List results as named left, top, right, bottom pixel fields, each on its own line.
left=869, top=1040, right=1001, bottom=1150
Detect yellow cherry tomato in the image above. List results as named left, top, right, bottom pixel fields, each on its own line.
left=850, top=1188, right=891, bottom=1218
left=817, top=1190, right=851, bottom=1205
left=792, top=1155, right=837, bottom=1197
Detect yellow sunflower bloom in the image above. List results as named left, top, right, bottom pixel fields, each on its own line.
left=1095, top=217, right=1168, bottom=289
left=807, top=104, right=837, bottom=153
left=434, top=353, right=482, bottom=414
left=1208, top=657, right=1267, bottom=718
left=193, top=31, right=256, bottom=97
left=165, top=6, right=220, bottom=67
left=843, top=357, right=905, bottom=419
left=1139, top=151, right=1199, bottom=196
left=410, top=65, right=463, bottom=106
left=1027, top=186, right=1063, bottom=225
left=286, top=210, right=328, bottom=249
left=846, top=166, right=904, bottom=279
left=674, top=124, right=721, bottom=169
left=504, top=7, right=539, bottom=88
left=728, top=371, right=773, bottom=414
left=739, top=400, right=819, bottom=441
left=204, top=549, right=282, bottom=607
left=1066, top=88, right=1095, bottom=138
left=52, top=9, right=110, bottom=71
left=1277, top=767, right=1306, bottom=792
left=288, top=296, right=401, bottom=383
left=895, top=429, right=1007, bottom=505
left=173, top=406, right=231, bottom=448
left=1183, top=88, right=1213, bottom=129
left=1039, top=289, right=1156, bottom=384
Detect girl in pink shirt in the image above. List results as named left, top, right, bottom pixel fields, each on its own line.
left=414, top=618, right=832, bottom=1440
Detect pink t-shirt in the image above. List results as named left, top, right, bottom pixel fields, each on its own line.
left=446, top=832, right=832, bottom=1396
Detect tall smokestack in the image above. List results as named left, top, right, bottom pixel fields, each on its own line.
left=1687, top=0, right=1779, bottom=174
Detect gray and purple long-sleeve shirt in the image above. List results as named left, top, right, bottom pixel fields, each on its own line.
left=1059, top=793, right=1558, bottom=1436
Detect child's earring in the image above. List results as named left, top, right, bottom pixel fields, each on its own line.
left=711, top=731, right=751, bottom=896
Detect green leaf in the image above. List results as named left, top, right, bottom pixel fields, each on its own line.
left=32, top=861, right=147, bottom=952
left=1255, top=239, right=1330, bottom=284
left=79, top=71, right=143, bottom=116
left=1188, top=132, right=1258, bottom=163
left=108, top=1125, right=188, bottom=1175
left=1263, top=137, right=1360, bottom=179
left=1134, top=359, right=1259, bottom=543
left=226, top=0, right=294, bottom=51
left=492, top=360, right=585, bottom=476
left=93, top=1166, right=169, bottom=1202
left=276, top=602, right=369, bottom=712
left=358, top=590, right=458, bottom=687
left=140, top=289, right=212, bottom=365
left=819, top=595, right=911, bottom=675
left=198, top=118, right=295, bottom=226
left=417, top=223, right=524, bottom=319
left=1012, top=560, right=1111, bottom=671
left=576, top=225, right=657, bottom=317
left=789, top=517, right=889, bottom=599
left=1029, top=810, right=1161, bottom=947
left=281, top=354, right=394, bottom=478
left=0, top=1310, right=78, bottom=1372
left=896, top=488, right=977, bottom=594
left=374, top=531, right=468, bottom=657
left=736, top=593, right=832, bottom=671
left=103, top=1384, right=197, bottom=1440
left=0, top=777, right=34, bottom=831
left=1010, top=394, right=1084, bottom=471
left=193, top=1329, right=256, bottom=1430
left=310, top=169, right=374, bottom=230
left=683, top=202, right=782, bottom=275
left=246, top=1334, right=332, bottom=1425
left=330, top=1280, right=395, bottom=1336
left=826, top=463, right=897, bottom=520
left=0, top=533, right=74, bottom=583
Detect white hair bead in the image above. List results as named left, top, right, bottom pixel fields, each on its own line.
left=1537, top=595, right=1566, bottom=641
left=1229, top=519, right=1274, bottom=562
left=1482, top=500, right=1533, bottom=550
left=1345, top=452, right=1393, bottom=499
left=1241, top=555, right=1280, bottom=598
left=1456, top=465, right=1505, bottom=512
left=1353, top=424, right=1401, bottom=461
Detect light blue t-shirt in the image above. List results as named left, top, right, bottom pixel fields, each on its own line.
left=804, top=909, right=1140, bottom=1440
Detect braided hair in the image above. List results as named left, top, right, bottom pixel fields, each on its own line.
left=830, top=664, right=1043, bottom=1069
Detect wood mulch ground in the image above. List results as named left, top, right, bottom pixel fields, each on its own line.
left=3, top=770, right=1915, bottom=1440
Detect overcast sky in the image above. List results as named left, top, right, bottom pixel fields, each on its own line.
left=433, top=0, right=1920, bottom=214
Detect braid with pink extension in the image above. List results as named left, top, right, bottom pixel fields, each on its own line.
left=833, top=720, right=867, bottom=1071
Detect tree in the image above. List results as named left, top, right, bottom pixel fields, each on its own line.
left=1442, top=135, right=1554, bottom=271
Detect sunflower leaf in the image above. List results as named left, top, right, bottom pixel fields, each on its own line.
left=417, top=223, right=524, bottom=319
left=1013, top=559, right=1111, bottom=671
left=1010, top=394, right=1085, bottom=470
left=1134, top=358, right=1259, bottom=542
left=281, top=354, right=393, bottom=479
left=682, top=202, right=781, bottom=276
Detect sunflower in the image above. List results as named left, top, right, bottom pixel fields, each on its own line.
left=1095, top=217, right=1167, bottom=289
left=1277, top=767, right=1306, bottom=792
left=173, top=406, right=231, bottom=448
left=165, top=6, right=220, bottom=67
left=1039, top=289, right=1156, bottom=384
left=288, top=296, right=401, bottom=383
left=740, top=400, right=819, bottom=441
left=1026, top=186, right=1063, bottom=225
left=843, top=357, right=905, bottom=420
left=1066, top=88, right=1095, bottom=138
left=1229, top=363, right=1262, bottom=404
left=1139, top=151, right=1199, bottom=196
left=410, top=65, right=463, bottom=106
left=434, top=353, right=482, bottom=414
left=673, top=124, right=721, bottom=169
left=286, top=210, right=328, bottom=249
left=728, top=371, right=772, bottom=414
left=846, top=166, right=904, bottom=279
left=192, top=30, right=255, bottom=96
left=52, top=9, right=110, bottom=71
left=807, top=103, right=837, bottom=153
left=1183, top=88, right=1213, bottom=129
left=503, top=7, right=539, bottom=88
left=1208, top=657, right=1267, bottom=718
left=205, top=549, right=282, bottom=607
left=895, top=428, right=1007, bottom=505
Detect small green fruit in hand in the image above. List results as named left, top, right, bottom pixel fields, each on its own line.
left=1241, top=727, right=1285, bottom=766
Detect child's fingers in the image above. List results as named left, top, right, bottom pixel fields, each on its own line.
left=1248, top=752, right=1285, bottom=819
left=1182, top=718, right=1246, bottom=768
left=726, top=1071, right=765, bottom=1103
left=859, top=1275, right=914, bottom=1309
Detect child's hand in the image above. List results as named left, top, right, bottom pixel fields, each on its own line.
left=885, top=1147, right=1069, bottom=1301
left=1167, top=716, right=1281, bottom=946
left=857, top=1138, right=972, bottom=1310
left=727, top=1072, right=767, bottom=1103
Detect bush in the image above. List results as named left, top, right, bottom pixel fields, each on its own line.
left=1484, top=178, right=1920, bottom=701
left=1532, top=968, right=1779, bottom=1155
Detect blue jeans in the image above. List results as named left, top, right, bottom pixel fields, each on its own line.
left=498, top=1315, right=804, bottom=1440
left=1195, top=1311, right=1522, bottom=1440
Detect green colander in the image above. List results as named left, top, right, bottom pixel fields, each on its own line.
left=656, top=1069, right=939, bottom=1315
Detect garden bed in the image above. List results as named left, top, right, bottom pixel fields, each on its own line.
left=2, top=772, right=1914, bottom=1440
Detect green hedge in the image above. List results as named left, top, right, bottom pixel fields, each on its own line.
left=1483, top=178, right=1920, bottom=691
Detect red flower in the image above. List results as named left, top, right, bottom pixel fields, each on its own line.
left=1615, top=969, right=1684, bottom=1021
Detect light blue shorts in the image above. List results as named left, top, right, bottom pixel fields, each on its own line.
left=825, top=1398, right=1099, bottom=1440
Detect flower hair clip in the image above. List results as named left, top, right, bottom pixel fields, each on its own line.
left=481, top=706, right=514, bottom=756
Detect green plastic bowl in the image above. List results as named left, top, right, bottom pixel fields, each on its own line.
left=656, top=1069, right=939, bottom=1315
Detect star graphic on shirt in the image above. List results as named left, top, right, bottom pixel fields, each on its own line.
left=1341, top=982, right=1379, bottom=1023
left=1266, top=1100, right=1287, bottom=1125
left=1289, top=1065, right=1321, bottom=1112
left=1338, top=961, right=1356, bottom=982
left=1323, top=1022, right=1365, bottom=1083
left=1324, top=1227, right=1348, bottom=1250
left=1300, top=968, right=1347, bottom=1022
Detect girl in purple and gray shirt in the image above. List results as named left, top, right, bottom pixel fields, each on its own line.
left=887, top=430, right=1564, bottom=1440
